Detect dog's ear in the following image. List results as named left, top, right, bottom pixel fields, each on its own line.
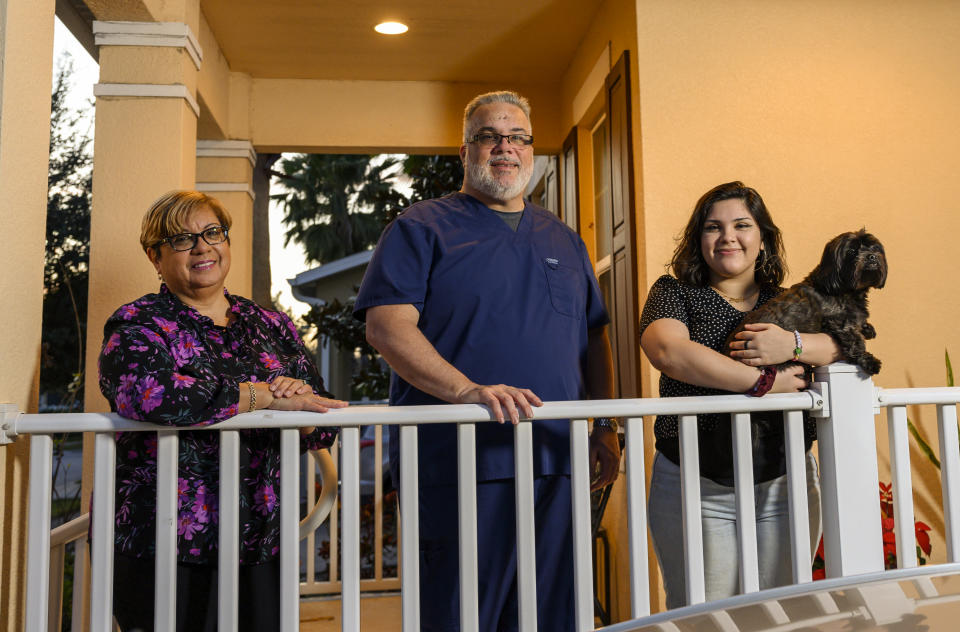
left=805, top=233, right=849, bottom=294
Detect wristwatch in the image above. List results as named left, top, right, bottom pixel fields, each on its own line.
left=593, top=417, right=619, bottom=432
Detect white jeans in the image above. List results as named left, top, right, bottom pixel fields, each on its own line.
left=648, top=451, right=822, bottom=609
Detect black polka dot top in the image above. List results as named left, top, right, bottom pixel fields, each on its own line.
left=639, top=275, right=813, bottom=485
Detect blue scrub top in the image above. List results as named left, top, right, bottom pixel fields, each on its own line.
left=355, top=193, right=609, bottom=485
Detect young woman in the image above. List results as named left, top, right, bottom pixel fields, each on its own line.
left=639, top=181, right=840, bottom=608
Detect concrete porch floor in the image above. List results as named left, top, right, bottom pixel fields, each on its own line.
left=300, top=593, right=401, bottom=631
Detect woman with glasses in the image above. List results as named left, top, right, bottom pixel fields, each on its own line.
left=98, top=190, right=347, bottom=631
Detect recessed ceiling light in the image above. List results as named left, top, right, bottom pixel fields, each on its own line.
left=374, top=21, right=408, bottom=35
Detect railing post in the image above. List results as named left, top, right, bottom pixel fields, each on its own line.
left=814, top=363, right=884, bottom=577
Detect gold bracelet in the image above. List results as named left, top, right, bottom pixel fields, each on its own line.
left=248, top=382, right=256, bottom=412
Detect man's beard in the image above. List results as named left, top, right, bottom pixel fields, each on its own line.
left=465, top=156, right=533, bottom=202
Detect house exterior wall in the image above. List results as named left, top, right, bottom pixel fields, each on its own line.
left=245, top=79, right=564, bottom=154
left=631, top=0, right=960, bottom=579
left=633, top=0, right=960, bottom=392
left=553, top=0, right=960, bottom=618
left=0, top=1, right=57, bottom=627
left=196, top=9, right=231, bottom=139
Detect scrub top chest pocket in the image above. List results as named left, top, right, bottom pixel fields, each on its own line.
left=541, top=257, right=585, bottom=318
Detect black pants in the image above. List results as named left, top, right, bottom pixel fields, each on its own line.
left=113, top=554, right=281, bottom=632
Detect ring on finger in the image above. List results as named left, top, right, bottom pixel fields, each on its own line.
left=744, top=340, right=749, bottom=350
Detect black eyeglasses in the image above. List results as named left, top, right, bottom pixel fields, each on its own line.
left=468, top=132, right=534, bottom=147
left=154, top=226, right=229, bottom=252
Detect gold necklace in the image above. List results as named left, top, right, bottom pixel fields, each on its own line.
left=710, top=285, right=758, bottom=303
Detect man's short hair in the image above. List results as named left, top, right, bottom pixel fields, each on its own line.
left=462, top=91, right=532, bottom=141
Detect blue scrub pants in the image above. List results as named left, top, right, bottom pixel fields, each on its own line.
left=416, top=475, right=574, bottom=632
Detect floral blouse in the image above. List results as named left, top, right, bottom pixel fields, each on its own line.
left=98, top=285, right=338, bottom=565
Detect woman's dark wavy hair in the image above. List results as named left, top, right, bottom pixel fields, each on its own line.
left=669, top=181, right=787, bottom=288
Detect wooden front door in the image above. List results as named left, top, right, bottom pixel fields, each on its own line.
left=605, top=51, right=641, bottom=398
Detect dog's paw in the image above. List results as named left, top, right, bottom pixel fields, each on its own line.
left=860, top=354, right=882, bottom=375
left=862, top=323, right=877, bottom=339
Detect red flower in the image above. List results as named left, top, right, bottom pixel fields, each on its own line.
left=812, top=536, right=826, bottom=580
left=916, top=521, right=932, bottom=556
left=817, top=483, right=935, bottom=575
left=879, top=482, right=894, bottom=517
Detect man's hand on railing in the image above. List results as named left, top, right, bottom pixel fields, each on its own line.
left=455, top=383, right=543, bottom=424
left=589, top=424, right=621, bottom=491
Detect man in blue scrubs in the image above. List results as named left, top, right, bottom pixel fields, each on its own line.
left=355, top=91, right=620, bottom=631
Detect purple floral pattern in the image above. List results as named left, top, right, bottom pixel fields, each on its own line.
left=99, top=285, right=338, bottom=564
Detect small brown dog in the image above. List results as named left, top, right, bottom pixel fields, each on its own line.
left=727, top=229, right=887, bottom=375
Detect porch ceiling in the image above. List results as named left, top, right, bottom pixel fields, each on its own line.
left=200, top=0, right=602, bottom=83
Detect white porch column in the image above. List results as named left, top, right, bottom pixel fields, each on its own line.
left=814, top=362, right=884, bottom=577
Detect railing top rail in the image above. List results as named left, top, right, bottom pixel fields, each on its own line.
left=877, top=387, right=960, bottom=407
left=6, top=391, right=821, bottom=437
left=603, top=563, right=960, bottom=632
left=50, top=513, right=90, bottom=548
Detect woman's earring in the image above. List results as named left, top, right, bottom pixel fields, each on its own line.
left=157, top=272, right=163, bottom=281
left=759, top=249, right=776, bottom=277
left=755, top=248, right=772, bottom=275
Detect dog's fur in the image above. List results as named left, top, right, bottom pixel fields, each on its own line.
left=726, top=229, right=887, bottom=375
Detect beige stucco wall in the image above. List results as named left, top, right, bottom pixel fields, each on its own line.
left=86, top=0, right=198, bottom=31
left=0, top=0, right=57, bottom=627
left=634, top=0, right=960, bottom=388
left=196, top=8, right=232, bottom=139
left=633, top=0, right=960, bottom=574
left=247, top=79, right=564, bottom=154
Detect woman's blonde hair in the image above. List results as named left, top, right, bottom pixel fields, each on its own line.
left=140, top=190, right=232, bottom=253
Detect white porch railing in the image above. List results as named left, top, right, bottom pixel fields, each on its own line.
left=4, top=362, right=960, bottom=631
left=301, top=426, right=401, bottom=598
left=37, top=448, right=338, bottom=632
